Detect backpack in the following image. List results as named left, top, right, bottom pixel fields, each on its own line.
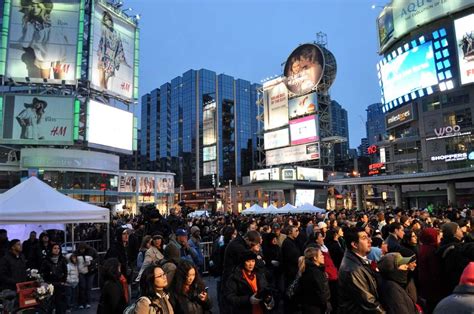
left=123, top=296, right=150, bottom=314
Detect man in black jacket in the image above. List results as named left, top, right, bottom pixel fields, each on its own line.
left=385, top=222, right=413, bottom=257
left=0, top=239, right=27, bottom=290
left=222, top=230, right=261, bottom=282
left=338, top=227, right=385, bottom=314
left=281, top=225, right=302, bottom=314
left=105, top=228, right=134, bottom=283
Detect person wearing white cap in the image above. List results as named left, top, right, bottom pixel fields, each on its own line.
left=317, top=222, right=328, bottom=235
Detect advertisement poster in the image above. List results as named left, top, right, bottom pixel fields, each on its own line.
left=90, top=1, right=136, bottom=100
left=263, top=80, right=288, bottom=130
left=380, top=41, right=438, bottom=104
left=5, top=0, right=81, bottom=83
left=264, top=128, right=289, bottom=150
left=289, top=115, right=319, bottom=145
left=284, top=44, right=324, bottom=95
left=138, top=175, right=155, bottom=194
left=377, top=6, right=394, bottom=50
left=266, top=143, right=320, bottom=166
left=157, top=176, right=174, bottom=193
left=87, top=100, right=134, bottom=152
left=295, top=189, right=315, bottom=207
left=119, top=174, right=137, bottom=193
left=296, top=167, right=324, bottom=181
left=288, top=92, right=317, bottom=119
left=454, top=14, right=474, bottom=85
left=250, top=169, right=272, bottom=182
left=1, top=95, right=74, bottom=145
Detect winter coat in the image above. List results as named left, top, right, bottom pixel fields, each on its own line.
left=281, top=237, right=302, bottom=285
left=105, top=240, right=133, bottom=282
left=188, top=236, right=205, bottom=269
left=66, top=261, right=79, bottom=286
left=0, top=251, right=27, bottom=290
left=97, top=279, right=127, bottom=314
left=224, top=267, right=272, bottom=314
left=338, top=250, right=384, bottom=314
left=298, top=262, right=330, bottom=314
left=165, top=237, right=198, bottom=265
left=169, top=289, right=211, bottom=314
left=386, top=234, right=413, bottom=257
left=326, top=238, right=344, bottom=268
left=135, top=294, right=174, bottom=314
left=40, top=255, right=67, bottom=285
left=378, top=278, right=417, bottom=314
left=222, top=235, right=249, bottom=281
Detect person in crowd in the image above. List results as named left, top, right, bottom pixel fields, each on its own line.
left=97, top=258, right=128, bottom=314
left=136, top=263, right=174, bottom=314
left=188, top=226, right=205, bottom=272
left=338, top=226, right=384, bottom=313
left=222, top=230, right=261, bottom=283
left=377, top=252, right=418, bottom=314
left=224, top=251, right=274, bottom=314
left=75, top=242, right=98, bottom=309
left=168, top=260, right=211, bottom=314
left=136, top=235, right=152, bottom=270
left=40, top=243, right=68, bottom=314
left=30, top=232, right=51, bottom=269
left=317, top=221, right=328, bottom=236
left=367, top=237, right=388, bottom=263
left=65, top=253, right=79, bottom=312
left=0, top=239, right=27, bottom=291
left=261, top=232, right=280, bottom=287
left=136, top=234, right=164, bottom=284
left=272, top=223, right=286, bottom=247
left=297, top=246, right=331, bottom=314
left=418, top=227, right=442, bottom=313
left=325, top=226, right=344, bottom=268
left=165, top=229, right=199, bottom=265
left=281, top=225, right=302, bottom=313
left=22, top=231, right=38, bottom=264
left=401, top=229, right=419, bottom=257
left=434, top=262, right=474, bottom=314
left=0, top=230, right=8, bottom=258
left=385, top=222, right=413, bottom=256
left=105, top=228, right=134, bottom=284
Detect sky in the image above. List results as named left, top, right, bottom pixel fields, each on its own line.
left=130, top=0, right=386, bottom=148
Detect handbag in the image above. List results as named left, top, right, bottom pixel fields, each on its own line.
left=286, top=273, right=301, bottom=299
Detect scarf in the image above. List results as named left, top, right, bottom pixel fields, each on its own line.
left=119, top=274, right=129, bottom=303
left=242, top=270, right=263, bottom=314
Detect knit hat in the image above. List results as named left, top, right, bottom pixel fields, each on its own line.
left=190, top=226, right=200, bottom=235
left=317, top=222, right=327, bottom=229
left=459, top=262, right=474, bottom=286
left=239, top=250, right=257, bottom=265
left=378, top=252, right=414, bottom=273
left=441, top=222, right=459, bottom=239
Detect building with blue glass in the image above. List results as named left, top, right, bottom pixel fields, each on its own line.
left=330, top=100, right=350, bottom=160
left=141, top=69, right=260, bottom=192
left=366, top=103, right=386, bottom=146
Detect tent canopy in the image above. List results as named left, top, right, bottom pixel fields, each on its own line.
left=0, top=177, right=110, bottom=224
left=260, top=204, right=278, bottom=214
left=241, top=204, right=263, bottom=215
left=293, top=203, right=326, bottom=214
left=276, top=203, right=296, bottom=214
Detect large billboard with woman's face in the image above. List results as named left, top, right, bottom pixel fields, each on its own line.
left=89, top=1, right=136, bottom=101
left=284, top=44, right=324, bottom=95
left=5, top=0, right=81, bottom=83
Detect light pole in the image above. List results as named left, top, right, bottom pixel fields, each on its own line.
left=228, top=180, right=232, bottom=213
left=179, top=184, right=183, bottom=202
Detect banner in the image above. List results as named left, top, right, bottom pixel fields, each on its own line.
left=454, top=14, right=474, bottom=85
left=284, top=44, right=324, bottom=95
left=138, top=175, right=155, bottom=194
left=296, top=167, right=324, bottom=181
left=264, top=128, right=289, bottom=150
left=288, top=92, right=317, bottom=119
left=119, top=174, right=137, bottom=193
left=263, top=78, right=288, bottom=130
left=6, top=0, right=80, bottom=83
left=266, top=143, right=320, bottom=166
left=90, top=1, right=136, bottom=100
left=157, top=175, right=174, bottom=193
left=1, top=94, right=74, bottom=144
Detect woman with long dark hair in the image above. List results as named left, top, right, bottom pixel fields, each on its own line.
left=168, top=260, right=211, bottom=314
left=40, top=243, right=67, bottom=314
left=97, top=258, right=127, bottom=314
left=136, top=263, right=174, bottom=314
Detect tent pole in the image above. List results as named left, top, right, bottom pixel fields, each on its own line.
left=71, top=224, right=75, bottom=252
left=106, top=222, right=110, bottom=251
left=64, top=224, right=67, bottom=246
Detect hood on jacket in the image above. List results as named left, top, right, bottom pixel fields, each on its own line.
left=419, top=228, right=439, bottom=246
left=460, top=262, right=474, bottom=286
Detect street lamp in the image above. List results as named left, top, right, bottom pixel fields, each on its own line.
left=228, top=180, right=232, bottom=213
left=179, top=184, right=183, bottom=202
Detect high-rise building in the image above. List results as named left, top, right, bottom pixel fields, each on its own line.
left=366, top=103, right=386, bottom=145
left=140, top=69, right=260, bottom=190
left=358, top=138, right=369, bottom=157
left=330, top=100, right=350, bottom=160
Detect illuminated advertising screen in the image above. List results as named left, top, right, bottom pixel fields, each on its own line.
left=138, top=175, right=155, bottom=194
left=203, top=145, right=216, bottom=161
left=296, top=167, right=324, bottom=181
left=250, top=169, right=272, bottom=182
left=264, top=128, right=289, bottom=150
left=288, top=92, right=317, bottom=119
left=5, top=0, right=81, bottom=83
left=119, top=174, right=137, bottom=193
left=380, top=41, right=438, bottom=104
left=203, top=161, right=216, bottom=176
left=281, top=168, right=296, bottom=180
left=263, top=78, right=288, bottom=130
left=266, top=143, right=320, bottom=166
left=454, top=14, right=474, bottom=85
left=157, top=175, right=174, bottom=193
left=1, top=94, right=74, bottom=145
left=284, top=44, right=324, bottom=95
left=295, top=189, right=315, bottom=207
left=289, top=115, right=319, bottom=145
left=87, top=100, right=133, bottom=152
left=89, top=1, right=136, bottom=100
left=385, top=103, right=415, bottom=129
left=377, top=6, right=394, bottom=49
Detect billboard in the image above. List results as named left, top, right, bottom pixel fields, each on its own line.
left=454, top=14, right=474, bottom=85
left=379, top=41, right=438, bottom=104
left=263, top=79, right=288, bottom=130
left=1, top=94, right=74, bottom=145
left=295, top=189, right=315, bottom=207
left=89, top=1, right=136, bottom=100
left=296, top=167, right=324, bottom=181
left=288, top=92, right=317, bottom=119
left=203, top=145, right=217, bottom=161
left=264, top=128, right=289, bottom=150
left=138, top=175, right=155, bottom=194
left=378, top=0, right=472, bottom=52
left=289, top=115, right=319, bottom=145
left=87, top=100, right=133, bottom=152
left=119, top=174, right=137, bottom=193
left=157, top=175, right=174, bottom=193
left=385, top=103, right=415, bottom=129
left=281, top=168, right=296, bottom=180
left=250, top=169, right=271, bottom=182
left=266, top=143, right=320, bottom=166
left=5, top=0, right=81, bottom=83
left=284, top=44, right=324, bottom=95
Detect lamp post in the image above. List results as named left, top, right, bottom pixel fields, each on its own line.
left=179, top=184, right=183, bottom=202
left=228, top=180, right=232, bottom=213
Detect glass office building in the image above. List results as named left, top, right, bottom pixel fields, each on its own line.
left=330, top=100, right=350, bottom=160
left=366, top=103, right=386, bottom=146
left=141, top=69, right=260, bottom=190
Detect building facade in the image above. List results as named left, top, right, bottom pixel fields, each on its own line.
left=330, top=100, right=350, bottom=160
left=140, top=69, right=260, bottom=193
left=366, top=103, right=386, bottom=146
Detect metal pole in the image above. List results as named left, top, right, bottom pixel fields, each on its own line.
left=106, top=222, right=110, bottom=251
left=179, top=185, right=182, bottom=202
left=71, top=224, right=75, bottom=252
left=229, top=180, right=232, bottom=213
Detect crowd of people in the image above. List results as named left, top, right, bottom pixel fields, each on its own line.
left=0, top=204, right=473, bottom=313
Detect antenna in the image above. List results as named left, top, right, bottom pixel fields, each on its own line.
left=316, top=32, right=328, bottom=47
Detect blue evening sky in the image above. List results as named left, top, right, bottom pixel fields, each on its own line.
left=130, top=0, right=386, bottom=148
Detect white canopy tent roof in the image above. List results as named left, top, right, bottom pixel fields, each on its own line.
left=275, top=203, right=296, bottom=214
left=0, top=176, right=110, bottom=224
left=293, top=203, right=326, bottom=214
left=241, top=204, right=263, bottom=215
left=260, top=204, right=278, bottom=214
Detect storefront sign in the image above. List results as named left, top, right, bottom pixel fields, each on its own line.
left=426, top=124, right=471, bottom=141
left=430, top=153, right=472, bottom=162
left=385, top=103, right=414, bottom=129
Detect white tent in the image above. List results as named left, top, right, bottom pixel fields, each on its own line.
left=0, top=176, right=110, bottom=224
left=260, top=204, right=278, bottom=214
left=294, top=203, right=326, bottom=214
left=241, top=204, right=263, bottom=215
left=275, top=203, right=296, bottom=214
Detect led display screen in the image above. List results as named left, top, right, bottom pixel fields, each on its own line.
left=5, top=0, right=81, bottom=83
left=296, top=167, right=324, bottom=181
left=380, top=41, right=438, bottom=104
left=288, top=92, right=317, bottom=119
left=89, top=1, right=136, bottom=100
left=454, top=14, right=474, bottom=85
left=87, top=100, right=133, bottom=152
left=284, top=44, right=324, bottom=95
left=266, top=143, right=320, bottom=166
left=1, top=94, right=74, bottom=145
left=295, top=189, right=315, bottom=207
left=289, top=115, right=319, bottom=145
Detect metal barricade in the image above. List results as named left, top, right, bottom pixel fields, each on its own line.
left=199, top=241, right=213, bottom=274
left=61, top=239, right=107, bottom=255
